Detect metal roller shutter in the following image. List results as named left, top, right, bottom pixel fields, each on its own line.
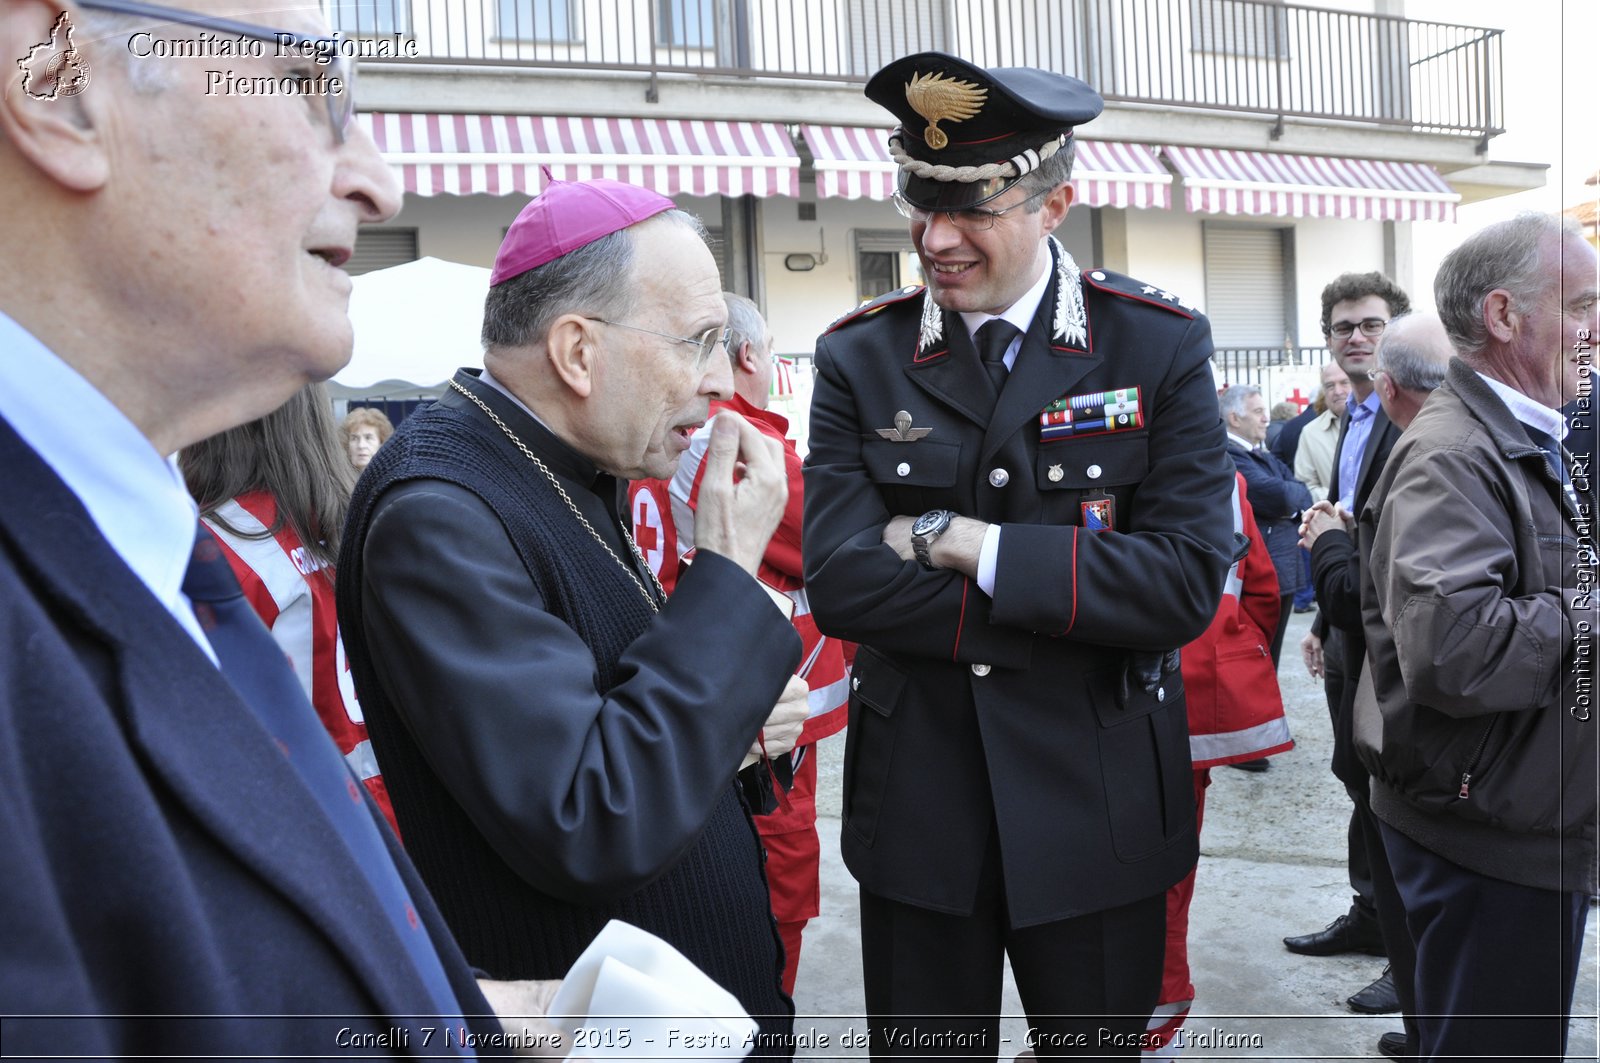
left=1202, top=224, right=1290, bottom=347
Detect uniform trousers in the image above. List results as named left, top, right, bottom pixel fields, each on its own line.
left=1379, top=821, right=1588, bottom=1063
left=859, top=823, right=1166, bottom=1060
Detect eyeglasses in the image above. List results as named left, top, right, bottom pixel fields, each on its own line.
left=585, top=317, right=732, bottom=371
left=892, top=189, right=1050, bottom=232
left=75, top=0, right=356, bottom=144
left=1327, top=317, right=1388, bottom=340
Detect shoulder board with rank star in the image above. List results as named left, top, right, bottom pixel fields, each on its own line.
left=824, top=284, right=925, bottom=334
left=1081, top=269, right=1199, bottom=319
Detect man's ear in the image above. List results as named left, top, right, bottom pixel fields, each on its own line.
left=1483, top=288, right=1518, bottom=345
left=1037, top=181, right=1075, bottom=233
left=545, top=314, right=596, bottom=398
left=733, top=340, right=758, bottom=376
left=0, top=0, right=114, bottom=192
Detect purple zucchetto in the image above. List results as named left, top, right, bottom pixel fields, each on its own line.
left=489, top=179, right=676, bottom=287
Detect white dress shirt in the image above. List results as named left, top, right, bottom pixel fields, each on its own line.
left=965, top=259, right=1054, bottom=596
left=0, top=310, right=216, bottom=661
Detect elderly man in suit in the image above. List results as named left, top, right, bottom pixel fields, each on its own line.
left=803, top=51, right=1234, bottom=1057
left=0, top=0, right=544, bottom=1053
left=1220, top=384, right=1313, bottom=672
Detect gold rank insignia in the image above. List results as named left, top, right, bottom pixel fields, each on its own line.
left=905, top=70, right=986, bottom=150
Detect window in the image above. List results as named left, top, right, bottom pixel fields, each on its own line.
left=1190, top=0, right=1287, bottom=60
left=657, top=0, right=714, bottom=48
left=347, top=228, right=419, bottom=276
left=854, top=230, right=921, bottom=305
left=328, top=0, right=409, bottom=36
left=497, top=0, right=579, bottom=42
left=846, top=0, right=948, bottom=77
left=1201, top=224, right=1293, bottom=348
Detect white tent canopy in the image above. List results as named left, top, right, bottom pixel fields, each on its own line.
left=332, top=257, right=490, bottom=400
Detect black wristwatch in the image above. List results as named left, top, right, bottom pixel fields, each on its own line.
left=910, top=509, right=956, bottom=570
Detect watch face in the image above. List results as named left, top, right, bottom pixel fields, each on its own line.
left=912, top=510, right=948, bottom=537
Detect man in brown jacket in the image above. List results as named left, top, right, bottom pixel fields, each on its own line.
left=1355, top=213, right=1599, bottom=1061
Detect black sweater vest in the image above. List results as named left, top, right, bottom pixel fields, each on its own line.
left=338, top=395, right=792, bottom=1051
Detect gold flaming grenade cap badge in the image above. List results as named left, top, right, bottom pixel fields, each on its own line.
left=905, top=70, right=986, bottom=150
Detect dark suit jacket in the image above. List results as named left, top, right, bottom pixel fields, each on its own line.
left=1310, top=403, right=1401, bottom=788
left=803, top=258, right=1234, bottom=925
left=0, top=415, right=496, bottom=1057
left=1226, top=442, right=1313, bottom=596
left=1270, top=403, right=1319, bottom=466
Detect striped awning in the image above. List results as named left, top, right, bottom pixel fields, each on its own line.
left=359, top=113, right=800, bottom=198
left=800, top=126, right=1172, bottom=210
left=1161, top=146, right=1459, bottom=222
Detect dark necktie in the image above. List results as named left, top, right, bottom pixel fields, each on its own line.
left=977, top=319, right=1021, bottom=398
left=182, top=526, right=468, bottom=1033
left=1526, top=426, right=1581, bottom=514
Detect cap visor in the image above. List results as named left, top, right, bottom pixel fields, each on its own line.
left=898, top=172, right=1018, bottom=213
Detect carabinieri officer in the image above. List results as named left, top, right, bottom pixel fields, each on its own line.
left=802, top=52, right=1235, bottom=1058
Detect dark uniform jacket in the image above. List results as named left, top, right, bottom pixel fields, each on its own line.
left=802, top=255, right=1234, bottom=925
left=0, top=414, right=498, bottom=1057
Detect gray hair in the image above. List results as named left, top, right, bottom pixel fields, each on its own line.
left=1374, top=312, right=1452, bottom=393
left=481, top=208, right=708, bottom=350
left=1016, top=137, right=1078, bottom=212
left=722, top=291, right=767, bottom=366
left=1218, top=384, right=1262, bottom=421
left=1434, top=212, right=1581, bottom=357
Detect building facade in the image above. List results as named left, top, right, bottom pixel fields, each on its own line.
left=337, top=0, right=1539, bottom=419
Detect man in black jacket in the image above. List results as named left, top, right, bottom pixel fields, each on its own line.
left=803, top=51, right=1233, bottom=1057
left=1285, top=272, right=1410, bottom=971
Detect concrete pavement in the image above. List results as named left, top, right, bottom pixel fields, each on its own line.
left=788, top=610, right=1600, bottom=1061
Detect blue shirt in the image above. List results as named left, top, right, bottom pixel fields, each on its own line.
left=1336, top=391, right=1381, bottom=511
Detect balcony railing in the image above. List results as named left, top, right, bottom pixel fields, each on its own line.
left=338, top=0, right=1503, bottom=140
left=1212, top=344, right=1330, bottom=390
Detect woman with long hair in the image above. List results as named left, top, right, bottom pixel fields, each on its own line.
left=182, top=384, right=399, bottom=835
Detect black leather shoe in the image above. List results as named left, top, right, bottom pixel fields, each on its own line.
left=1348, top=965, right=1400, bottom=1013
left=1282, top=909, right=1386, bottom=956
left=1293, top=603, right=1316, bottom=614
left=1377, top=1031, right=1406, bottom=1058
left=1228, top=758, right=1271, bottom=773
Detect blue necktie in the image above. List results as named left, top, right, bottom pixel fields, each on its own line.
left=183, top=527, right=468, bottom=1036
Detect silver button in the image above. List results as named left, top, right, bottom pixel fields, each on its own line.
left=1157, top=687, right=1166, bottom=703
left=1087, top=464, right=1103, bottom=479
left=988, top=468, right=1010, bottom=488
left=902, top=285, right=919, bottom=294
left=896, top=462, right=910, bottom=477
left=1090, top=270, right=1107, bottom=281
left=971, top=663, right=991, bottom=677
left=851, top=676, right=860, bottom=691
